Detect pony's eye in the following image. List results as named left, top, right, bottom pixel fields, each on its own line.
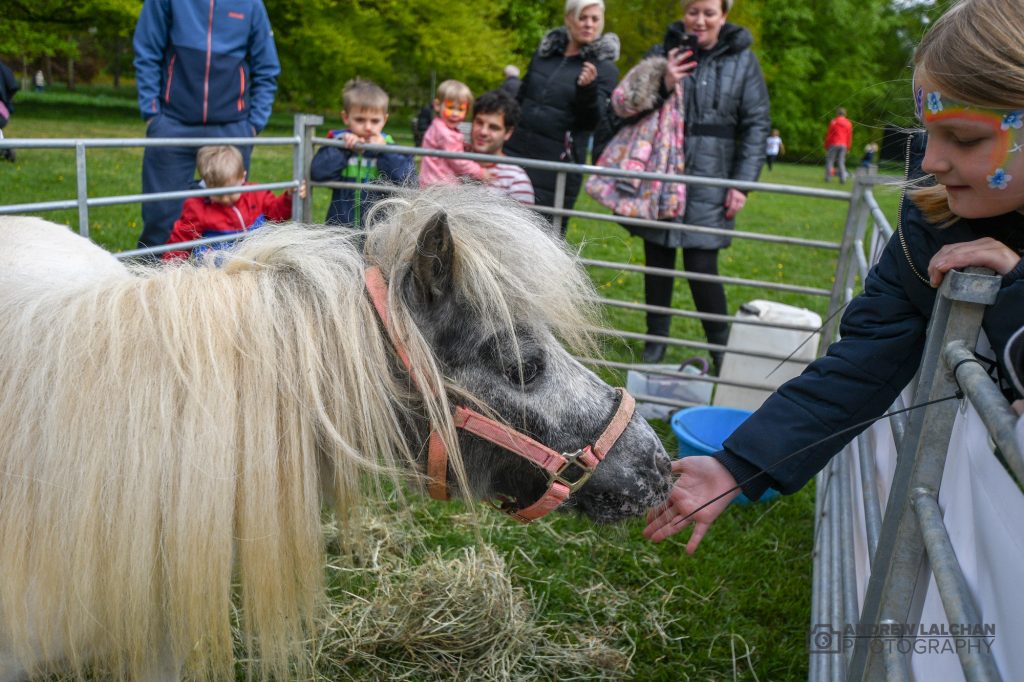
left=504, top=359, right=543, bottom=385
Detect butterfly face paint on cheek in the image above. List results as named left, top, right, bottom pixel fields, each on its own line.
left=441, top=100, right=469, bottom=122
left=916, top=84, right=1024, bottom=190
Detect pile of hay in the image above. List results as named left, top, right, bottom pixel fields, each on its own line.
left=307, top=512, right=632, bottom=681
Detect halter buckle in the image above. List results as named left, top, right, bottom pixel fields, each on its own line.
left=550, top=449, right=595, bottom=493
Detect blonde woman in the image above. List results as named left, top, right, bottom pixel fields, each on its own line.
left=504, top=0, right=620, bottom=229
left=646, top=0, right=1024, bottom=552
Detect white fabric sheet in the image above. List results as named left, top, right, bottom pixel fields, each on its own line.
left=845, top=403, right=1024, bottom=680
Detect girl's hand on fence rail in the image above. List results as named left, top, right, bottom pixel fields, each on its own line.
left=643, top=456, right=740, bottom=553
left=927, top=237, right=1021, bottom=287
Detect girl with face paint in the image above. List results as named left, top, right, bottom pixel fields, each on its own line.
left=418, top=79, right=487, bottom=188
left=645, top=0, right=1024, bottom=555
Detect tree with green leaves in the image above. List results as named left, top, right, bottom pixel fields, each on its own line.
left=0, top=0, right=140, bottom=89
left=1, top=0, right=947, bottom=160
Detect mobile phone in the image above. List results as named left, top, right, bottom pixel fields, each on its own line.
left=663, top=32, right=699, bottom=63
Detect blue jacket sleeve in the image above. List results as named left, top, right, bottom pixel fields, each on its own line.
left=246, top=0, right=280, bottom=133
left=719, top=235, right=929, bottom=498
left=132, top=0, right=171, bottom=119
left=377, top=149, right=416, bottom=185
left=309, top=146, right=351, bottom=181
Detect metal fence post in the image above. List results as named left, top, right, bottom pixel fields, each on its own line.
left=552, top=171, right=567, bottom=234
left=292, top=114, right=323, bottom=224
left=76, top=142, right=89, bottom=237
left=911, top=488, right=1001, bottom=681
left=847, top=267, right=1002, bottom=681
left=820, top=176, right=869, bottom=349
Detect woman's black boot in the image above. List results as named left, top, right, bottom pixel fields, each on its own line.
left=642, top=341, right=667, bottom=364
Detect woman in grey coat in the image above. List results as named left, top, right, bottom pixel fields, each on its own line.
left=627, top=0, right=770, bottom=366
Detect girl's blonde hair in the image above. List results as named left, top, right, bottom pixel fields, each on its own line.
left=435, top=79, right=473, bottom=104
left=910, top=0, right=1024, bottom=225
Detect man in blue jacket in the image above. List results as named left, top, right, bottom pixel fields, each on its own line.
left=133, top=0, right=280, bottom=250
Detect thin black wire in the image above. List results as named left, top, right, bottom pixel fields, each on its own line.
left=672, top=392, right=963, bottom=527
left=763, top=300, right=850, bottom=380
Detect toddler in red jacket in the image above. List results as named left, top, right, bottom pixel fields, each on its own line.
left=163, top=145, right=305, bottom=260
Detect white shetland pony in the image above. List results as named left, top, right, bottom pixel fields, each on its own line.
left=0, top=186, right=671, bottom=681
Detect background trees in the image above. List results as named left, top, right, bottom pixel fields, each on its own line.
left=0, top=0, right=952, bottom=160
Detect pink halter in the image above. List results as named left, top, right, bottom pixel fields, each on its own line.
left=364, top=266, right=636, bottom=522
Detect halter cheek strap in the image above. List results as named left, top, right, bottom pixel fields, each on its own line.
left=364, top=265, right=636, bottom=523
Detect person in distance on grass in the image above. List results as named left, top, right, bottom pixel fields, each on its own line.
left=309, top=78, right=415, bottom=228
left=162, top=145, right=303, bottom=261
left=765, top=128, right=784, bottom=171
left=645, top=0, right=1024, bottom=553
left=470, top=90, right=535, bottom=205
left=823, top=107, right=853, bottom=183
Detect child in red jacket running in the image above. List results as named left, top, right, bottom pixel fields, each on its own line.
left=163, top=145, right=305, bottom=260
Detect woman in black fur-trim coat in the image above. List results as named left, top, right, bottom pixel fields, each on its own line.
left=503, top=0, right=619, bottom=228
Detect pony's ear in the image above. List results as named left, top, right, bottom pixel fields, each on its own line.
left=410, top=211, right=455, bottom=305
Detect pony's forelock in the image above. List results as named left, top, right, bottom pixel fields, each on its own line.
left=365, top=185, right=601, bottom=355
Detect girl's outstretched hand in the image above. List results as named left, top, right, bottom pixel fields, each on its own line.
left=927, top=237, right=1021, bottom=287
left=643, top=455, right=740, bottom=554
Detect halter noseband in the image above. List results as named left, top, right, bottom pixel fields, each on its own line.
left=364, top=266, right=636, bottom=523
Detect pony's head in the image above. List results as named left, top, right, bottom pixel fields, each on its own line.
left=362, top=186, right=672, bottom=523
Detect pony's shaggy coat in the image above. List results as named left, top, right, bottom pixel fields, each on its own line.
left=0, top=187, right=602, bottom=680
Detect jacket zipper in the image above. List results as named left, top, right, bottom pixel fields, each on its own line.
left=897, top=133, right=930, bottom=285
left=232, top=205, right=246, bottom=231
left=203, top=0, right=214, bottom=124
left=237, top=66, right=245, bottom=112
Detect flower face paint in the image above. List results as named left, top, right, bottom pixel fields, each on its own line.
left=916, top=72, right=1024, bottom=219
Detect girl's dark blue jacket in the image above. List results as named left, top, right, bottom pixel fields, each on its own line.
left=717, top=133, right=1024, bottom=500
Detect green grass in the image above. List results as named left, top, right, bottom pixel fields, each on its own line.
left=1, top=89, right=904, bottom=680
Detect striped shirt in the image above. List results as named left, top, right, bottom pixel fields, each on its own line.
left=486, top=162, right=535, bottom=205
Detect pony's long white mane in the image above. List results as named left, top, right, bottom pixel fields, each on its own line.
left=0, top=185, right=601, bottom=679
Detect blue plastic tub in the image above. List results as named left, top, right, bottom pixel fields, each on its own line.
left=670, top=406, right=779, bottom=504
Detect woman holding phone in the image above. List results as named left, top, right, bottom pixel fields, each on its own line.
left=603, top=0, right=769, bottom=367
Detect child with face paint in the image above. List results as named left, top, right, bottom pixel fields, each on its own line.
left=418, top=79, right=487, bottom=188
left=645, top=0, right=1024, bottom=554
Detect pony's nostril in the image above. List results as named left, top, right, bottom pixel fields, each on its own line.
left=657, top=455, right=671, bottom=479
